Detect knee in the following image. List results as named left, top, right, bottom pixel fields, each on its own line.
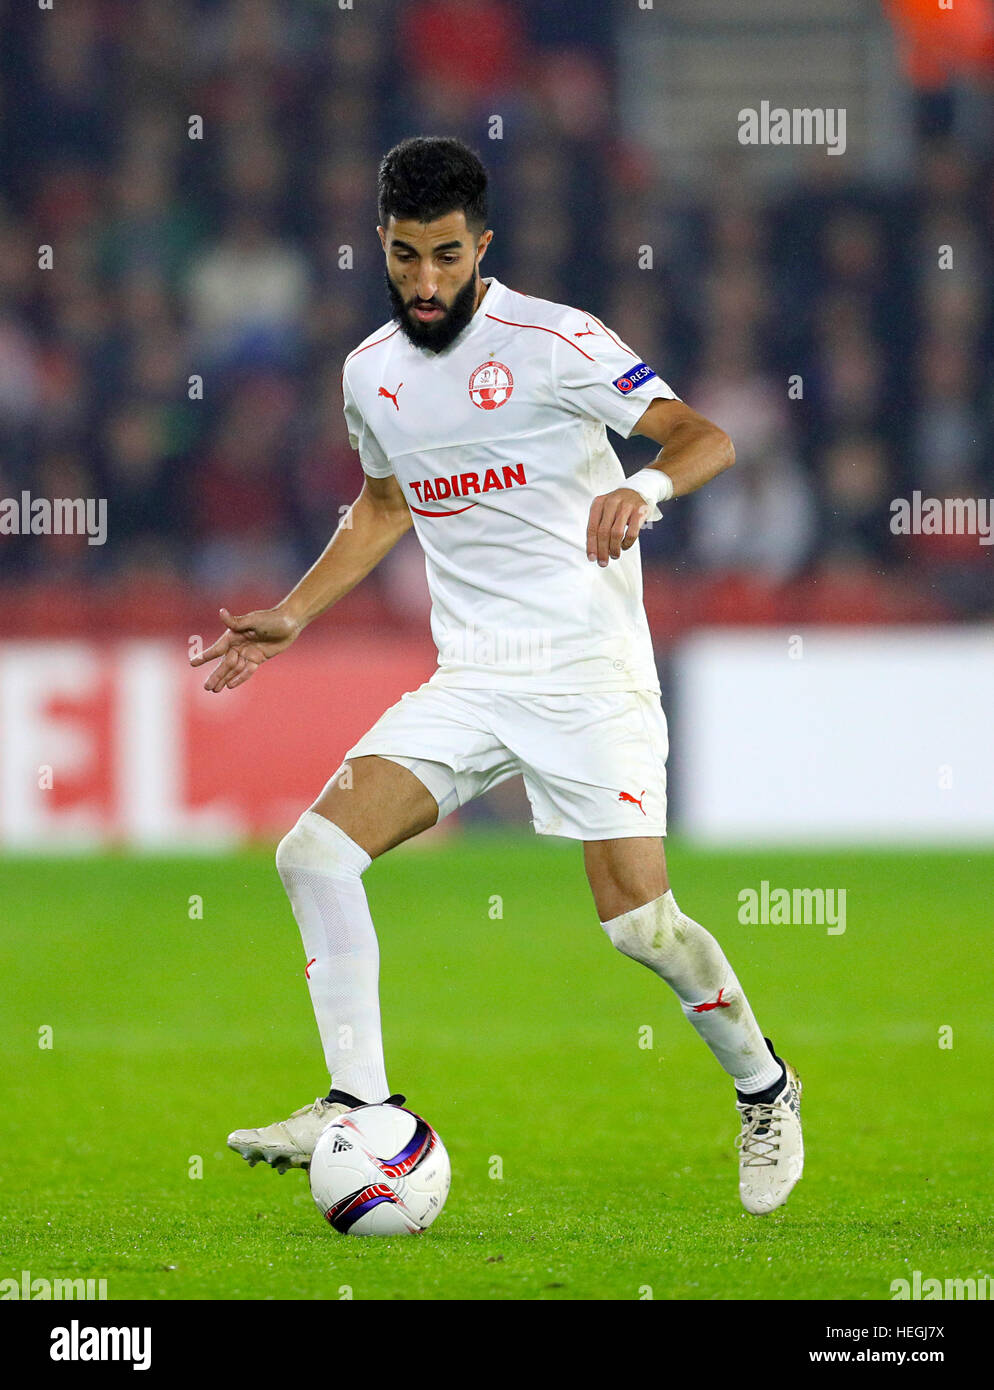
left=601, top=890, right=683, bottom=967
left=276, top=810, right=369, bottom=881
left=275, top=814, right=317, bottom=881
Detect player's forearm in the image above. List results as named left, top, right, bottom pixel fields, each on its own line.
left=279, top=492, right=412, bottom=629
left=648, top=421, right=735, bottom=497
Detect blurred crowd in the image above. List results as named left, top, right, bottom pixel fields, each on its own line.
left=0, top=0, right=991, bottom=629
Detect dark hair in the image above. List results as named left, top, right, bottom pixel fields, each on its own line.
left=377, top=136, right=488, bottom=239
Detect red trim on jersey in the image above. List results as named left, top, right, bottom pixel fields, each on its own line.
left=343, top=325, right=402, bottom=372
left=483, top=314, right=597, bottom=361
left=409, top=501, right=480, bottom=517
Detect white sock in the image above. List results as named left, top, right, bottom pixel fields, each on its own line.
left=275, top=810, right=390, bottom=1102
left=601, top=890, right=783, bottom=1091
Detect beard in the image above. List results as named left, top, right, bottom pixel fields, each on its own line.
left=384, top=265, right=480, bottom=353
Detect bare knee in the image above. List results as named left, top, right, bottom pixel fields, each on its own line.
left=584, top=836, right=669, bottom=922
left=308, top=756, right=439, bottom=860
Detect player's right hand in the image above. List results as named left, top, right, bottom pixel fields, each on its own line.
left=586, top=488, right=651, bottom=566
left=190, top=606, right=301, bottom=692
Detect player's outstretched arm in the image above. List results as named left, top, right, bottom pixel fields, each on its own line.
left=586, top=399, right=734, bottom=566
left=191, top=474, right=413, bottom=692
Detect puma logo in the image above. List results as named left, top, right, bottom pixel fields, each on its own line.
left=618, top=789, right=646, bottom=815
left=378, top=382, right=403, bottom=410
left=305, top=957, right=316, bottom=978
left=692, top=988, right=732, bottom=1013
left=574, top=320, right=601, bottom=339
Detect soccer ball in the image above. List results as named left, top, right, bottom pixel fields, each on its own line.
left=309, top=1103, right=451, bottom=1236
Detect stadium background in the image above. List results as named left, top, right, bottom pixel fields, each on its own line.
left=1, top=0, right=991, bottom=847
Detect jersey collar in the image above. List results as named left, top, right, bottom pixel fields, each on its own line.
left=473, top=274, right=501, bottom=322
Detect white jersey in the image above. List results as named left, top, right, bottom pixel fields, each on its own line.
left=341, top=275, right=678, bottom=693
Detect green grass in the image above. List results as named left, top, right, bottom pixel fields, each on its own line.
left=2, top=837, right=992, bottom=1300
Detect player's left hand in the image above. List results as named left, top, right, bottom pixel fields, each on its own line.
left=586, top=488, right=651, bottom=566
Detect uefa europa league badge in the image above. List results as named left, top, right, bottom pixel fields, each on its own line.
left=468, top=360, right=514, bottom=410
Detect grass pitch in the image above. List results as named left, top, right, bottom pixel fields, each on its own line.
left=2, top=837, right=991, bottom=1300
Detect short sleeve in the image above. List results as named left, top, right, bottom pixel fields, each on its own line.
left=551, top=315, right=680, bottom=438
left=342, top=366, right=392, bottom=478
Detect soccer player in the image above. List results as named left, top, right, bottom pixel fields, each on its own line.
left=192, top=137, right=803, bottom=1215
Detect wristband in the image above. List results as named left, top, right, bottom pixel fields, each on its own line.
left=625, top=467, right=674, bottom=521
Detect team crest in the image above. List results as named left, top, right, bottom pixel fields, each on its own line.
left=469, top=360, right=514, bottom=410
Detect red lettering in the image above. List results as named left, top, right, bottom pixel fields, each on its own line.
left=411, top=468, right=523, bottom=506
left=501, top=463, right=526, bottom=488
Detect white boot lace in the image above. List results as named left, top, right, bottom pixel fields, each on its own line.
left=735, top=1099, right=784, bottom=1167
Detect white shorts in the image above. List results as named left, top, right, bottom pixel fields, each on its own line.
left=342, top=681, right=669, bottom=840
